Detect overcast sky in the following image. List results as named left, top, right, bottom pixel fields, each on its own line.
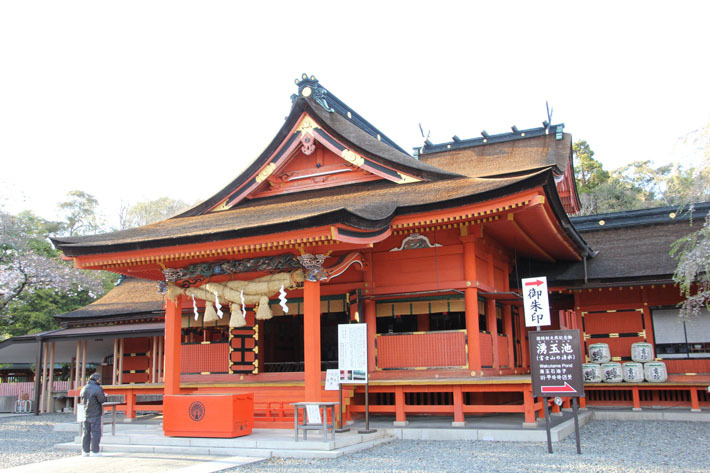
left=1, top=1, right=708, bottom=227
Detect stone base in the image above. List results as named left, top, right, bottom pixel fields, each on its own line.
left=632, top=408, right=643, bottom=412
left=393, top=421, right=409, bottom=427
left=451, top=421, right=466, bottom=427
left=522, top=422, right=538, bottom=429
left=691, top=409, right=701, bottom=413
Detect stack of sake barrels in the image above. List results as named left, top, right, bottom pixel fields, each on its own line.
left=582, top=342, right=667, bottom=383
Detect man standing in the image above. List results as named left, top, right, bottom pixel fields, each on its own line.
left=80, top=372, right=106, bottom=457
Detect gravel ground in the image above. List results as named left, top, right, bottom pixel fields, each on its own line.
left=232, top=420, right=709, bottom=473
left=0, top=413, right=76, bottom=468
left=0, top=414, right=707, bottom=472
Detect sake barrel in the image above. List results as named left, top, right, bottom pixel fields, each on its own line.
left=589, top=343, right=611, bottom=363
left=583, top=363, right=602, bottom=383
left=601, top=362, right=623, bottom=383
left=622, top=362, right=644, bottom=383
left=644, top=361, right=668, bottom=382
left=631, top=342, right=654, bottom=363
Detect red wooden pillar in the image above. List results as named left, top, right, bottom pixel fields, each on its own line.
left=365, top=299, right=376, bottom=372
left=503, top=304, right=514, bottom=369
left=164, top=295, right=183, bottom=396
left=632, top=386, right=641, bottom=410
left=523, top=385, right=536, bottom=425
left=486, top=299, right=499, bottom=369
left=461, top=234, right=481, bottom=371
left=690, top=388, right=700, bottom=411
left=394, top=386, right=406, bottom=424
left=453, top=385, right=465, bottom=425
left=304, top=280, right=322, bottom=402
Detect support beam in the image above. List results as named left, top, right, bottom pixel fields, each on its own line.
left=303, top=280, right=322, bottom=401
left=164, top=295, right=183, bottom=395
left=364, top=299, right=376, bottom=371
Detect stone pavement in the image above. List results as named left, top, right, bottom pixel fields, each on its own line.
left=0, top=452, right=264, bottom=473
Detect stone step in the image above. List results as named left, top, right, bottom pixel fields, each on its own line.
left=58, top=432, right=396, bottom=459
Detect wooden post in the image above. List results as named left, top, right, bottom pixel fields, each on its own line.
left=39, top=343, right=48, bottom=413
left=453, top=385, right=465, bottom=425
left=46, top=342, right=55, bottom=413
left=518, top=303, right=530, bottom=370
left=364, top=299, right=376, bottom=371
left=81, top=340, right=87, bottom=385
left=158, top=336, right=164, bottom=382
left=690, top=388, right=700, bottom=412
left=487, top=299, right=499, bottom=369
left=394, top=386, right=406, bottom=425
left=33, top=339, right=43, bottom=416
left=303, top=280, right=322, bottom=401
left=151, top=336, right=157, bottom=383
left=523, top=385, right=536, bottom=425
left=164, top=295, right=183, bottom=395
left=632, top=386, right=641, bottom=410
left=461, top=234, right=481, bottom=371
left=112, top=339, right=119, bottom=385
left=118, top=339, right=124, bottom=385
left=503, top=304, right=514, bottom=368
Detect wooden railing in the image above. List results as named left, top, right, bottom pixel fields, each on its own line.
left=375, top=330, right=467, bottom=369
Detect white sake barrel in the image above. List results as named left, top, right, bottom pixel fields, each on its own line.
left=583, top=363, right=602, bottom=383
left=644, top=361, right=668, bottom=382
left=631, top=342, right=654, bottom=363
left=622, top=362, right=644, bottom=383
left=601, top=362, right=623, bottom=383
left=589, top=343, right=611, bottom=363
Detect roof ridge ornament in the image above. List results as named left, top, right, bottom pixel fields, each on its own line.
left=292, top=73, right=334, bottom=113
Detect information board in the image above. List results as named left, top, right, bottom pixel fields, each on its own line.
left=522, top=276, right=551, bottom=327
left=324, top=369, right=340, bottom=391
left=338, top=323, right=368, bottom=384
left=529, top=329, right=584, bottom=398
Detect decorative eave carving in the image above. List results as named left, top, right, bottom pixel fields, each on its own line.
left=390, top=233, right=442, bottom=251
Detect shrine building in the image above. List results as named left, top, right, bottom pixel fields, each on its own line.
left=3, top=74, right=708, bottom=426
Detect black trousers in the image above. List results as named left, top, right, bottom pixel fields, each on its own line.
left=82, top=417, right=102, bottom=453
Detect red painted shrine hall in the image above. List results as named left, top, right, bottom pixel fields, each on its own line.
left=15, top=75, right=709, bottom=425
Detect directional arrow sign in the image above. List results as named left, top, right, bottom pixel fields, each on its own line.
left=541, top=382, right=577, bottom=394
left=524, top=279, right=545, bottom=287
left=522, top=276, right=550, bottom=327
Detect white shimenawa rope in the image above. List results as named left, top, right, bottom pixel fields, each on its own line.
left=191, top=295, right=199, bottom=321
left=213, top=290, right=223, bottom=319
left=279, top=284, right=289, bottom=313
left=240, top=290, right=246, bottom=318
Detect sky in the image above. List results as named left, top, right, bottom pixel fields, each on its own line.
left=1, top=1, right=709, bottom=228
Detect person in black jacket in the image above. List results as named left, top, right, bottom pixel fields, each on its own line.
left=80, top=372, right=107, bottom=456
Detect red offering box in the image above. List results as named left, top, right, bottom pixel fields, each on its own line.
left=163, top=393, right=253, bottom=438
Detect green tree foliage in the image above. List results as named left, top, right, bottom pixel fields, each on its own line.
left=58, top=190, right=104, bottom=236
left=573, top=140, right=609, bottom=193
left=119, top=197, right=189, bottom=229
left=0, top=289, right=97, bottom=337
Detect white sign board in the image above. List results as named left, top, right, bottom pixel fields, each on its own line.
left=306, top=404, right=321, bottom=424
left=338, top=323, right=368, bottom=384
left=325, top=369, right=340, bottom=391
left=522, top=276, right=551, bottom=327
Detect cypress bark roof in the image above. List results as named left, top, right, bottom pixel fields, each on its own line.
left=54, top=278, right=164, bottom=321
left=518, top=203, right=710, bottom=285
left=53, top=169, right=559, bottom=256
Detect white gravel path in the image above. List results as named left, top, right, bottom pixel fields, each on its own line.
left=0, top=413, right=707, bottom=472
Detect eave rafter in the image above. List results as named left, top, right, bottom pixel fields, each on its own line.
left=208, top=113, right=421, bottom=212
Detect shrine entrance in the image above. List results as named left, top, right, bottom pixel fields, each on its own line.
left=262, top=310, right=347, bottom=373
